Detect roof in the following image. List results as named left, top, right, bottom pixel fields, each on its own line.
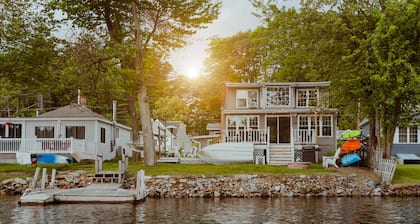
left=206, top=123, right=221, bottom=131
left=224, top=81, right=331, bottom=88
left=37, top=104, right=107, bottom=120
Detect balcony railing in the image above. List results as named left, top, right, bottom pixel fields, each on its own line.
left=223, top=129, right=269, bottom=144
left=294, top=129, right=315, bottom=144
left=0, top=138, right=86, bottom=154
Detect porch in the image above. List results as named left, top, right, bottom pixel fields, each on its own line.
left=222, top=129, right=316, bottom=145
left=0, top=138, right=94, bottom=162
left=221, top=129, right=317, bottom=165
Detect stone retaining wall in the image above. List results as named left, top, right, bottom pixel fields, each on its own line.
left=1, top=171, right=419, bottom=197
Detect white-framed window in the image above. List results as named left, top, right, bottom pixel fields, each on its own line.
left=266, top=86, right=290, bottom=107
left=297, top=89, right=318, bottom=107
left=398, top=127, right=419, bottom=143
left=298, top=115, right=332, bottom=137
left=66, top=126, right=85, bottom=140
left=236, top=90, right=258, bottom=108
left=227, top=116, right=259, bottom=131
left=100, top=128, right=106, bottom=143
left=35, top=126, right=55, bottom=138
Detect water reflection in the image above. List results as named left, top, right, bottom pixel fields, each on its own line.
left=1, top=196, right=419, bottom=223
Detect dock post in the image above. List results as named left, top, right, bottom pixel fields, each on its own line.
left=49, top=169, right=56, bottom=189
left=118, top=160, right=122, bottom=184
left=30, top=167, right=41, bottom=190
left=41, top=168, right=47, bottom=191
left=124, top=155, right=129, bottom=173
left=136, top=170, right=145, bottom=199
left=95, top=154, right=103, bottom=173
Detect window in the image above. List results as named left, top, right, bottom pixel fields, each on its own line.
left=297, top=89, right=318, bottom=107
left=65, top=126, right=85, bottom=139
left=398, top=127, right=418, bottom=143
left=298, top=115, right=332, bottom=137
left=100, top=128, right=106, bottom=143
left=227, top=116, right=259, bottom=131
left=0, top=124, right=5, bottom=138
left=236, top=90, right=258, bottom=108
left=35, top=126, right=54, bottom=138
left=4, top=123, right=22, bottom=138
left=266, top=86, right=290, bottom=106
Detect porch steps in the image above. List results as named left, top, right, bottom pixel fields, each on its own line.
left=269, top=146, right=293, bottom=166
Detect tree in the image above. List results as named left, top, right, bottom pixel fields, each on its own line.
left=251, top=0, right=419, bottom=159
left=0, top=0, right=60, bottom=116
left=49, top=0, right=221, bottom=165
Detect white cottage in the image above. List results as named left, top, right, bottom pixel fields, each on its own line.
left=0, top=104, right=132, bottom=163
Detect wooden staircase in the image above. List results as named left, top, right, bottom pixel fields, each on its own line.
left=268, top=145, right=294, bottom=165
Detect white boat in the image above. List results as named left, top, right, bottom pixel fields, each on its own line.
left=197, top=142, right=254, bottom=164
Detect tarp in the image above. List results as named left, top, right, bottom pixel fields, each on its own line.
left=341, top=139, right=362, bottom=153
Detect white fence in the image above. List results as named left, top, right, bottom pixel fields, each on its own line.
left=372, top=149, right=397, bottom=184
left=0, top=138, right=86, bottom=154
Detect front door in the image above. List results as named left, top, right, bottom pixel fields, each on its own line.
left=267, top=116, right=290, bottom=144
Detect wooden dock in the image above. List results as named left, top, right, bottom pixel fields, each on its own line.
left=19, top=155, right=146, bottom=205
left=19, top=183, right=145, bottom=205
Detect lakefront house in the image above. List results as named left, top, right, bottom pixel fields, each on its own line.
left=217, top=81, right=338, bottom=165
left=0, top=103, right=132, bottom=163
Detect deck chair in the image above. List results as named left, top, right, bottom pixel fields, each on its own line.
left=323, top=147, right=341, bottom=168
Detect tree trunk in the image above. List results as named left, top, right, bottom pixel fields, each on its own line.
left=127, top=95, right=140, bottom=161
left=137, top=82, right=156, bottom=166
left=132, top=2, right=155, bottom=166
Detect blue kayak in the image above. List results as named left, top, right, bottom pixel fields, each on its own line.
left=341, top=153, right=361, bottom=166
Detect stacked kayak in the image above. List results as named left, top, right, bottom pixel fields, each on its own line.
left=339, top=130, right=363, bottom=166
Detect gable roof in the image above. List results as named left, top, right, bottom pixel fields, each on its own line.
left=37, top=104, right=107, bottom=120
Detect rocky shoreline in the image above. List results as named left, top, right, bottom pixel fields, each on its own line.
left=1, top=170, right=419, bottom=197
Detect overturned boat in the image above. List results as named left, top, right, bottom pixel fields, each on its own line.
left=197, top=142, right=254, bottom=164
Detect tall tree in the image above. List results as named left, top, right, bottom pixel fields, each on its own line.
left=0, top=0, right=59, bottom=116
left=49, top=0, right=221, bottom=165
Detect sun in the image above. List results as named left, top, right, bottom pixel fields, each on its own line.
left=185, top=66, right=200, bottom=79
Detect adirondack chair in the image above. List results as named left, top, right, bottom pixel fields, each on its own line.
left=323, top=147, right=341, bottom=168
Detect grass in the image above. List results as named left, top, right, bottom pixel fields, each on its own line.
left=392, top=164, right=420, bottom=184
left=1, top=160, right=419, bottom=185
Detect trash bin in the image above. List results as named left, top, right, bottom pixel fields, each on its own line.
left=302, top=146, right=316, bottom=163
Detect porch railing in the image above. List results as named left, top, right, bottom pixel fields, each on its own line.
left=223, top=129, right=269, bottom=144
left=293, top=129, right=315, bottom=144
left=0, top=138, right=86, bottom=154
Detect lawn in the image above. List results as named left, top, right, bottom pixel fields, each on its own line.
left=392, top=164, right=420, bottom=184
left=1, top=160, right=419, bottom=185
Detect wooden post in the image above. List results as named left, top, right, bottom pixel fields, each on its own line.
left=30, top=167, right=41, bottom=190
left=118, top=160, right=122, bottom=184
left=136, top=170, right=145, bottom=200
left=41, top=168, right=47, bottom=191
left=95, top=154, right=103, bottom=173
left=49, top=169, right=56, bottom=189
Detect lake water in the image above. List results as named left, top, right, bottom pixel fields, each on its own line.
left=1, top=196, right=419, bottom=223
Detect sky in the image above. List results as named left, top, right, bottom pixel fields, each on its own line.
left=169, top=0, right=299, bottom=78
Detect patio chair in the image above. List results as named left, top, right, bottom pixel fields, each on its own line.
left=323, top=147, right=341, bottom=168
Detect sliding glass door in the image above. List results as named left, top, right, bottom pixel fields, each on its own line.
left=267, top=116, right=290, bottom=144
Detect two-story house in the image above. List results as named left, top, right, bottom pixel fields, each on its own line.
left=206, top=81, right=337, bottom=165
